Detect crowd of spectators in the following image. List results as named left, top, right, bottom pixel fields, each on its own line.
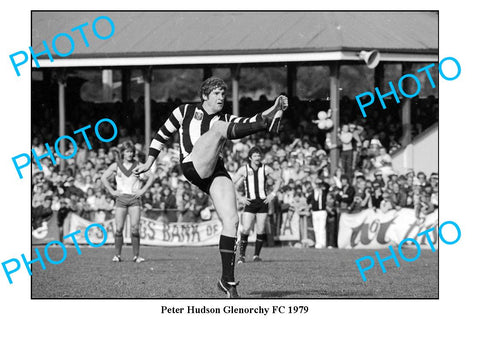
left=32, top=95, right=439, bottom=240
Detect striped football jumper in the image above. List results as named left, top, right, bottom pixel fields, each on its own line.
left=243, top=164, right=267, bottom=200
left=149, top=104, right=261, bottom=162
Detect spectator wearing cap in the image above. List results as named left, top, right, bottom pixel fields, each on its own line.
left=307, top=176, right=330, bottom=249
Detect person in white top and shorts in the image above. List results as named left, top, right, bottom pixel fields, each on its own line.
left=101, top=141, right=154, bottom=263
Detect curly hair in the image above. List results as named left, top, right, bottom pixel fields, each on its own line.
left=199, top=77, right=227, bottom=101
left=248, top=146, right=262, bottom=159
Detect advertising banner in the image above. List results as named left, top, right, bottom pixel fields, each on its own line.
left=65, top=213, right=223, bottom=246
left=338, top=208, right=438, bottom=249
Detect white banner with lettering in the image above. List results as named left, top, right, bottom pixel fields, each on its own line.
left=65, top=213, right=223, bottom=246
left=338, top=208, right=438, bottom=249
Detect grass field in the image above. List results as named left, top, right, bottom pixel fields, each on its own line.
left=31, top=245, right=438, bottom=299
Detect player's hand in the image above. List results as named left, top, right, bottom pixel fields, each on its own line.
left=133, top=163, right=150, bottom=175
left=132, top=190, right=143, bottom=199
left=240, top=197, right=253, bottom=205
left=110, top=190, right=121, bottom=197
left=263, top=193, right=276, bottom=204
left=274, top=95, right=288, bottom=111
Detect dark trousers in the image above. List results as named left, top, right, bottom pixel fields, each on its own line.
left=326, top=213, right=339, bottom=247
left=340, top=149, right=354, bottom=179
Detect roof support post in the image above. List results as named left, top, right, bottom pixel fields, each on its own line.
left=400, top=62, right=413, bottom=147
left=231, top=65, right=241, bottom=116
left=143, top=66, right=152, bottom=151
left=374, top=61, right=384, bottom=91
left=121, top=68, right=131, bottom=104
left=102, top=69, right=113, bottom=102
left=287, top=63, right=297, bottom=98
left=203, top=66, right=212, bottom=80
left=57, top=69, right=67, bottom=171
left=329, top=62, right=340, bottom=176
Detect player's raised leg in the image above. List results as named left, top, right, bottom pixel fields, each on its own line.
left=113, top=206, right=128, bottom=262
left=253, top=213, right=268, bottom=261
left=189, top=122, right=228, bottom=179
left=209, top=176, right=240, bottom=298
left=190, top=120, right=267, bottom=179
left=128, top=205, right=144, bottom=263
left=238, top=212, right=256, bottom=264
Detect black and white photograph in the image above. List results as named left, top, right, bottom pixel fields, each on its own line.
left=1, top=2, right=478, bottom=339
left=29, top=11, right=439, bottom=299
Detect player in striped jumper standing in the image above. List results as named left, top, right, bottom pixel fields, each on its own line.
left=234, top=146, right=281, bottom=263
left=134, top=77, right=287, bottom=298
left=101, top=141, right=154, bottom=263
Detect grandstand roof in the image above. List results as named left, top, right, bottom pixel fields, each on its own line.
left=33, top=11, right=438, bottom=67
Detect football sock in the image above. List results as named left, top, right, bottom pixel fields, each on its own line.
left=226, top=118, right=266, bottom=140
left=254, top=233, right=267, bottom=256
left=219, top=235, right=237, bottom=282
left=131, top=232, right=140, bottom=257
left=239, top=233, right=249, bottom=257
left=114, top=232, right=123, bottom=256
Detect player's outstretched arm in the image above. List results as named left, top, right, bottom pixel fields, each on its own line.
left=133, top=155, right=156, bottom=175
left=133, top=170, right=155, bottom=199
left=134, top=105, right=184, bottom=174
